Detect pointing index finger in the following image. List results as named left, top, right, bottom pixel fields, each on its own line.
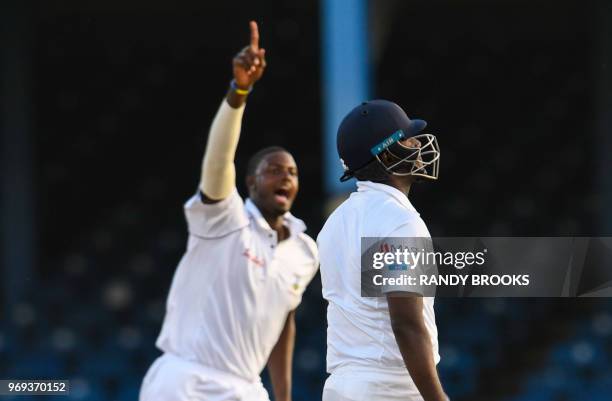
left=249, top=20, right=259, bottom=50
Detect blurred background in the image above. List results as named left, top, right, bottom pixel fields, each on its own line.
left=2, top=0, right=612, bottom=400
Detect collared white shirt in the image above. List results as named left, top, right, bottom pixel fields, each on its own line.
left=317, top=181, right=439, bottom=374
left=156, top=188, right=319, bottom=382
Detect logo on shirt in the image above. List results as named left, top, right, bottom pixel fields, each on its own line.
left=243, top=248, right=265, bottom=267
left=291, top=274, right=301, bottom=292
left=377, top=242, right=413, bottom=270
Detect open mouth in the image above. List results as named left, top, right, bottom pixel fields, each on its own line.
left=274, top=188, right=290, bottom=204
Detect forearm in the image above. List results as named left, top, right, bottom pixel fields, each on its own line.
left=199, top=92, right=246, bottom=200
left=267, top=311, right=295, bottom=401
left=392, top=323, right=447, bottom=401
left=200, top=20, right=265, bottom=200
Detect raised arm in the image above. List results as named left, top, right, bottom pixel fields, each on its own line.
left=200, top=21, right=267, bottom=203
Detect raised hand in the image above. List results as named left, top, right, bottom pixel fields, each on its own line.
left=232, top=21, right=267, bottom=90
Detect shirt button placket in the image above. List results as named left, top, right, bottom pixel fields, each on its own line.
left=269, top=231, right=277, bottom=250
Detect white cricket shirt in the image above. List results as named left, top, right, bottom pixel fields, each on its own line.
left=318, top=181, right=439, bottom=373
left=156, top=189, right=319, bottom=382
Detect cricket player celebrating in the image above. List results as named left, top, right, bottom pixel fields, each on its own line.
left=317, top=100, right=447, bottom=401
left=139, top=21, right=319, bottom=401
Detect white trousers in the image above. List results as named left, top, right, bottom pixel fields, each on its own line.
left=139, top=353, right=270, bottom=401
left=323, top=365, right=424, bottom=401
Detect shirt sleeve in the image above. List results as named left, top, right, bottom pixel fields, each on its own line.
left=183, top=188, right=249, bottom=238
left=379, top=221, right=437, bottom=296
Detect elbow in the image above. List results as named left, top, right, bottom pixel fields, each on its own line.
left=390, top=318, right=428, bottom=340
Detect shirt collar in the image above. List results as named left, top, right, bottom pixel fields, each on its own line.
left=356, top=181, right=418, bottom=213
left=245, top=198, right=307, bottom=236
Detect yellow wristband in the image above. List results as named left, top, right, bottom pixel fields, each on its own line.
left=231, top=80, right=252, bottom=96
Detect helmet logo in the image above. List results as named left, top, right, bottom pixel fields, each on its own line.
left=370, top=130, right=405, bottom=156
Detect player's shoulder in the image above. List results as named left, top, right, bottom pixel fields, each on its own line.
left=317, top=190, right=417, bottom=236
left=381, top=189, right=430, bottom=237
left=296, top=232, right=319, bottom=264
left=386, top=216, right=430, bottom=238
left=184, top=187, right=245, bottom=212
left=367, top=195, right=419, bottom=227
left=184, top=188, right=250, bottom=238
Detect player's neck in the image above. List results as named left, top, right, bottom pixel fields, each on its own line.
left=387, top=176, right=413, bottom=197
left=262, top=213, right=289, bottom=241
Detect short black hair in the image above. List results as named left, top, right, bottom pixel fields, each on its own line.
left=246, top=146, right=289, bottom=176
left=353, top=159, right=391, bottom=183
